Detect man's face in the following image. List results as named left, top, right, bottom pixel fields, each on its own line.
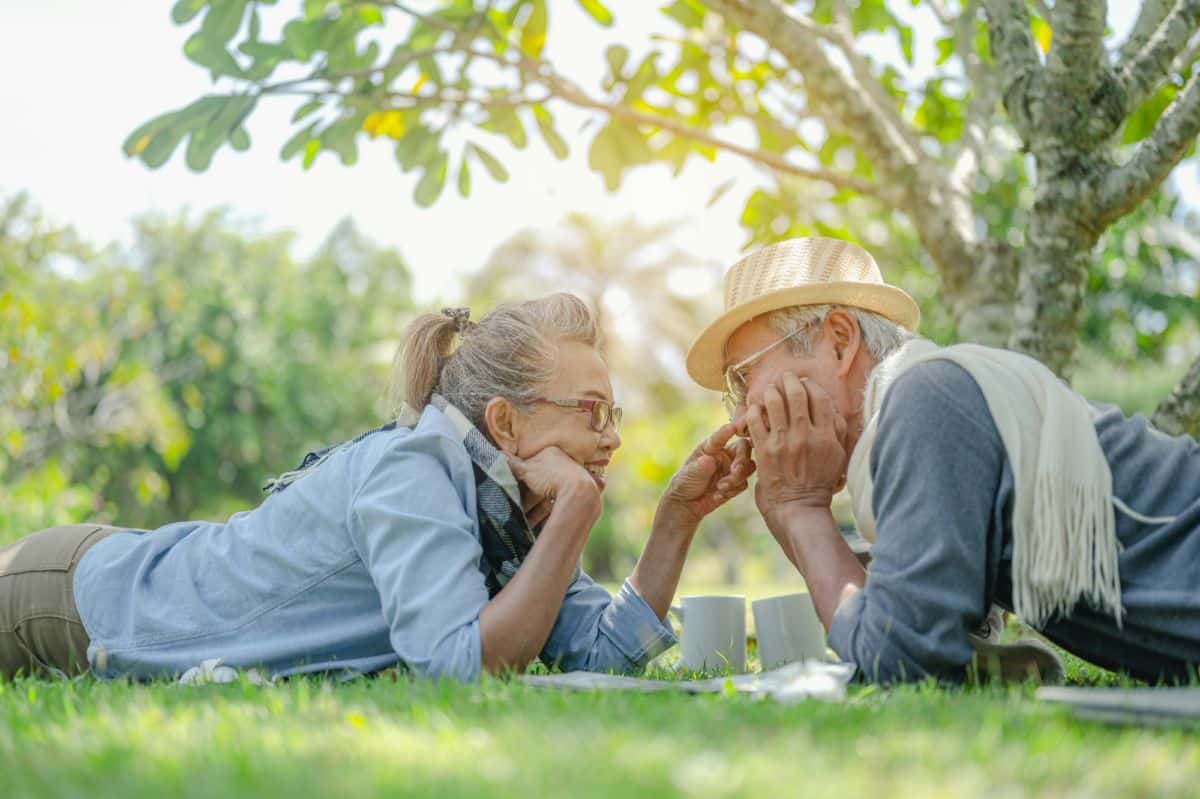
left=723, top=316, right=848, bottom=436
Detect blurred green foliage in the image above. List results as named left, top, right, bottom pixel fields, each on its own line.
left=2, top=188, right=1194, bottom=581
left=1, top=193, right=413, bottom=541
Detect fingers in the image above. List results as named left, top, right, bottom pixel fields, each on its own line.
left=503, top=452, right=526, bottom=478
left=700, top=423, right=737, bottom=456
left=781, top=373, right=811, bottom=430
left=526, top=497, right=553, bottom=528
left=717, top=437, right=755, bottom=492
left=763, top=384, right=789, bottom=433
left=803, top=377, right=837, bottom=431
left=746, top=403, right=770, bottom=448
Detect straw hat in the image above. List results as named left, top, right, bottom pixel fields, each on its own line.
left=686, top=237, right=920, bottom=390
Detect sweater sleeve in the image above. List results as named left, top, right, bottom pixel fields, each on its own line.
left=827, top=359, right=1007, bottom=683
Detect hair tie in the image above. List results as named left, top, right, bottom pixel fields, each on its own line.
left=441, top=306, right=473, bottom=334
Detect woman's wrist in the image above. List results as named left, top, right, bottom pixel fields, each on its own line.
left=554, top=481, right=602, bottom=522
left=652, top=497, right=702, bottom=538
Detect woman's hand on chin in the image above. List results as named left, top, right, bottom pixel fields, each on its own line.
left=505, top=447, right=601, bottom=523
left=660, top=422, right=755, bottom=525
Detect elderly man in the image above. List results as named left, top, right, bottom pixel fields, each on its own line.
left=687, top=237, right=1200, bottom=683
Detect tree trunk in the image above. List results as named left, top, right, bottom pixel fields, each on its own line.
left=1008, top=179, right=1100, bottom=377
left=950, top=240, right=1020, bottom=347
left=1151, top=354, right=1200, bottom=438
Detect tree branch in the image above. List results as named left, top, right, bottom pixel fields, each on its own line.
left=532, top=68, right=881, bottom=196
left=1098, top=68, right=1200, bottom=225
left=1047, top=0, right=1108, bottom=95
left=981, top=0, right=1044, bottom=140
left=949, top=1, right=996, bottom=194
left=703, top=0, right=923, bottom=193
left=1118, top=0, right=1178, bottom=63
left=704, top=0, right=981, bottom=293
left=1151, top=352, right=1200, bottom=438
left=1118, top=0, right=1200, bottom=115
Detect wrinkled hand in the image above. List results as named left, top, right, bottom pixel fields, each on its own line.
left=505, top=446, right=600, bottom=526
left=747, top=373, right=847, bottom=515
left=660, top=422, right=756, bottom=524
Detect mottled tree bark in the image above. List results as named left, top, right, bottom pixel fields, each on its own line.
left=697, top=0, right=1197, bottom=390
left=1152, top=354, right=1200, bottom=438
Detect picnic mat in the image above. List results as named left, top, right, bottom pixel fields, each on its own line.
left=1037, top=686, right=1200, bottom=727
left=518, top=660, right=856, bottom=704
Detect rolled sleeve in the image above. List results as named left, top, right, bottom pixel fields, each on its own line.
left=539, top=575, right=677, bottom=674
left=831, top=360, right=1008, bottom=683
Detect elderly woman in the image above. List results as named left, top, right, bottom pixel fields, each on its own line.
left=0, top=293, right=753, bottom=682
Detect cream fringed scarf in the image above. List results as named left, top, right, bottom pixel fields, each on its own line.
left=845, top=338, right=1124, bottom=628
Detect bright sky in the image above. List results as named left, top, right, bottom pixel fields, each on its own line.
left=1, top=0, right=769, bottom=303
left=0, top=0, right=1173, bottom=306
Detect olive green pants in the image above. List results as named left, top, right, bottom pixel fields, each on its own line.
left=0, top=524, right=119, bottom=680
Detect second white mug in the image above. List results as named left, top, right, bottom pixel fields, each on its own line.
left=752, top=592, right=826, bottom=669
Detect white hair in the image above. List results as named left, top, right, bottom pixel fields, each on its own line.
left=764, top=304, right=910, bottom=363
left=392, top=293, right=602, bottom=429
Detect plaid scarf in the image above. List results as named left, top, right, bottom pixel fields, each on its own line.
left=263, top=394, right=556, bottom=597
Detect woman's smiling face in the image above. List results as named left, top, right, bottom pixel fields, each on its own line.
left=506, top=339, right=621, bottom=491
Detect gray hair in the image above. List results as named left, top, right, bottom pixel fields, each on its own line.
left=764, top=304, right=910, bottom=363
left=391, top=293, right=602, bottom=429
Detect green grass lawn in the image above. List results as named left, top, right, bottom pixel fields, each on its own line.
left=3, top=668, right=1197, bottom=799
left=2, top=589, right=1197, bottom=799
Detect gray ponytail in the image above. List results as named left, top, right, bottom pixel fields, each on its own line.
left=391, top=293, right=602, bottom=428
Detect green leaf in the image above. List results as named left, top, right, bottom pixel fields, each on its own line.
left=935, top=36, right=956, bottom=66
left=171, top=0, right=207, bottom=25
left=480, top=106, right=527, bottom=149
left=394, top=125, right=439, bottom=171
left=199, top=0, right=247, bottom=46
left=414, top=150, right=449, bottom=207
left=532, top=105, right=568, bottom=160
left=706, top=178, right=735, bottom=208
left=457, top=154, right=472, bottom=197
left=283, top=19, right=319, bottom=60
left=292, top=99, right=323, bottom=123
left=229, top=126, right=251, bottom=151
left=587, top=124, right=624, bottom=191
left=281, top=121, right=319, bottom=160
left=898, top=26, right=914, bottom=65
left=469, top=142, right=509, bottom=182
left=603, top=44, right=629, bottom=91
left=142, top=127, right=189, bottom=168
left=302, top=138, right=321, bottom=168
left=520, top=0, right=548, bottom=59
left=623, top=53, right=660, bottom=101
left=662, top=0, right=704, bottom=29
left=358, top=4, right=384, bottom=25
left=321, top=114, right=362, bottom=165
left=605, top=44, right=629, bottom=80
left=1122, top=85, right=1176, bottom=144
left=184, top=95, right=255, bottom=171
left=1030, top=16, right=1052, bottom=54
left=576, top=0, right=613, bottom=26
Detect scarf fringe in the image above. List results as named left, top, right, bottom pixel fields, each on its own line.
left=1016, top=474, right=1123, bottom=628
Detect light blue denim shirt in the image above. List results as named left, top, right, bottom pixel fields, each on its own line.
left=72, top=405, right=676, bottom=682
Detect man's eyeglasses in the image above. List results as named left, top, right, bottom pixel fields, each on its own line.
left=722, top=327, right=807, bottom=418
left=533, top=398, right=623, bottom=433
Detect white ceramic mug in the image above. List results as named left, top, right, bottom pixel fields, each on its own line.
left=670, top=594, right=747, bottom=673
left=752, top=593, right=826, bottom=669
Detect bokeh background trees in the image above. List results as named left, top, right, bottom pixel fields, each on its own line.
left=4, top=0, right=1199, bottom=583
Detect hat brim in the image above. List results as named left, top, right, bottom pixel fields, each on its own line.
left=685, top=282, right=921, bottom=391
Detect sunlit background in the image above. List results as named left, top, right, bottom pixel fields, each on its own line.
left=3, top=0, right=1196, bottom=586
